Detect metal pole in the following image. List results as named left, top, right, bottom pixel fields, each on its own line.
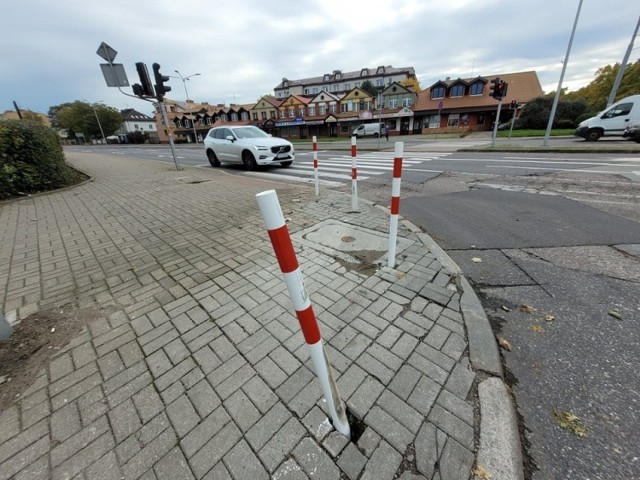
left=256, top=190, right=350, bottom=438
left=606, top=15, right=640, bottom=107
left=158, top=99, right=181, bottom=171
left=543, top=0, right=583, bottom=147
left=491, top=100, right=503, bottom=147
left=388, top=142, right=404, bottom=268
left=508, top=105, right=517, bottom=139
left=92, top=103, right=108, bottom=145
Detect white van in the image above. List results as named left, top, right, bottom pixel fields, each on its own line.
left=575, top=95, right=640, bottom=141
left=352, top=123, right=384, bottom=138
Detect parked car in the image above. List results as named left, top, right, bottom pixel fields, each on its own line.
left=575, top=94, right=640, bottom=141
left=622, top=121, right=640, bottom=143
left=204, top=126, right=294, bottom=170
left=352, top=122, right=384, bottom=138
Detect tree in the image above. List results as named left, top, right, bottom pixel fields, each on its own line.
left=53, top=101, right=123, bottom=139
left=564, top=59, right=640, bottom=111
left=401, top=77, right=422, bottom=93
left=360, top=80, right=378, bottom=98
left=21, top=111, right=45, bottom=125
left=516, top=96, right=587, bottom=129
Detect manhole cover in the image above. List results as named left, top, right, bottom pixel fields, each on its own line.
left=341, top=236, right=355, bottom=243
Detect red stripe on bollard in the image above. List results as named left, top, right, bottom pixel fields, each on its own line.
left=351, top=145, right=356, bottom=157
left=393, top=157, right=403, bottom=178
left=296, top=305, right=322, bottom=344
left=351, top=167, right=357, bottom=180
left=268, top=225, right=299, bottom=273
left=314, top=159, right=318, bottom=168
left=391, top=196, right=400, bottom=215
left=313, top=142, right=317, bottom=151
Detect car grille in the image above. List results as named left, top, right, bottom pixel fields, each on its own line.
left=271, top=145, right=291, bottom=154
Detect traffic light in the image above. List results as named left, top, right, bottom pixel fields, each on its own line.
left=510, top=100, right=517, bottom=110
left=133, top=62, right=155, bottom=98
left=153, top=63, right=171, bottom=100
left=490, top=78, right=508, bottom=100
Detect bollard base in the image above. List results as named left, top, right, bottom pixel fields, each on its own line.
left=0, top=313, right=12, bottom=340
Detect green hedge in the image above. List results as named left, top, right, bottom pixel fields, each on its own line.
left=0, top=120, right=75, bottom=200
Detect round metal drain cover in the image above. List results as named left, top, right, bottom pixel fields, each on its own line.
left=341, top=236, right=356, bottom=243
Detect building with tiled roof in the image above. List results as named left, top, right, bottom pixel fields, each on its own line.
left=413, top=71, right=544, bottom=132
left=274, top=65, right=416, bottom=98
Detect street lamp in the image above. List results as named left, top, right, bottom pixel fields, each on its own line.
left=170, top=70, right=201, bottom=143
left=86, top=100, right=107, bottom=145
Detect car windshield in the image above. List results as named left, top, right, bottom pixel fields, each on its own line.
left=232, top=127, right=270, bottom=139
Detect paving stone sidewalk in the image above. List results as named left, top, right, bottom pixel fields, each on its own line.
left=0, top=151, right=495, bottom=479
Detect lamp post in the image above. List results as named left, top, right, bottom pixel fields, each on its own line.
left=171, top=70, right=201, bottom=143
left=87, top=100, right=107, bottom=145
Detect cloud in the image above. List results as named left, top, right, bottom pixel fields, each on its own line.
left=1, top=0, right=638, bottom=115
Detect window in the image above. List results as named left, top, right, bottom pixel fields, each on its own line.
left=470, top=82, right=484, bottom=95
left=477, top=114, right=485, bottom=126
left=451, top=85, right=464, bottom=97
left=428, top=115, right=441, bottom=129
left=330, top=104, right=337, bottom=113
left=313, top=87, right=319, bottom=94
left=402, top=97, right=412, bottom=107
left=134, top=124, right=139, bottom=129
left=431, top=86, right=445, bottom=99
left=231, top=113, right=238, bottom=121
left=279, top=110, right=286, bottom=119
left=271, top=111, right=276, bottom=118
left=288, top=107, right=295, bottom=118
left=332, top=84, right=339, bottom=92
left=447, top=114, right=460, bottom=127
left=261, top=112, right=267, bottom=120
left=309, top=105, right=316, bottom=115
left=323, top=86, right=328, bottom=92
left=603, top=103, right=632, bottom=118
left=319, top=105, right=326, bottom=115
left=376, top=79, right=383, bottom=87
left=241, top=112, right=248, bottom=120
left=389, top=99, right=398, bottom=108
left=206, top=117, right=212, bottom=125
left=344, top=83, right=351, bottom=90
left=299, top=107, right=305, bottom=116
left=304, top=88, right=310, bottom=94
left=253, top=112, right=258, bottom=120
left=221, top=114, right=228, bottom=122
left=148, top=124, right=153, bottom=129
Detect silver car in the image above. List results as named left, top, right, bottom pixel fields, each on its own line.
left=204, top=126, right=294, bottom=170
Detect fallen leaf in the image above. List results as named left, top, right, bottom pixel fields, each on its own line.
left=501, top=305, right=511, bottom=312
left=520, top=305, right=537, bottom=314
left=553, top=409, right=588, bottom=438
left=545, top=314, right=556, bottom=322
left=473, top=465, right=492, bottom=480
left=530, top=325, right=545, bottom=333
left=396, top=272, right=406, bottom=279
left=607, top=309, right=622, bottom=320
left=471, top=257, right=482, bottom=263
left=498, top=337, right=512, bottom=351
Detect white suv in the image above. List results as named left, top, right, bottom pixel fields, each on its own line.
left=204, top=126, right=294, bottom=170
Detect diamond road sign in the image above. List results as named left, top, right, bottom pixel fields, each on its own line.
left=96, top=42, right=118, bottom=62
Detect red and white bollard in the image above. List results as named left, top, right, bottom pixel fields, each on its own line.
left=313, top=135, right=319, bottom=197
left=388, top=142, right=404, bottom=268
left=351, top=136, right=358, bottom=211
left=256, top=190, right=351, bottom=438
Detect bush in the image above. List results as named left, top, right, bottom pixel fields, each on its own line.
left=0, top=120, right=75, bottom=200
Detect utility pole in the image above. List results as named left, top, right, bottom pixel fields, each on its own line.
left=606, top=15, right=640, bottom=107
left=543, top=0, right=583, bottom=147
left=91, top=102, right=108, bottom=145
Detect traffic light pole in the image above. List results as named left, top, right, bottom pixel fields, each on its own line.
left=157, top=99, right=181, bottom=171
left=491, top=99, right=503, bottom=148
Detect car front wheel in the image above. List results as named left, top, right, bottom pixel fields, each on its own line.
left=584, top=129, right=602, bottom=141
left=207, top=150, right=220, bottom=167
left=242, top=151, right=258, bottom=170
left=374, top=133, right=379, bottom=138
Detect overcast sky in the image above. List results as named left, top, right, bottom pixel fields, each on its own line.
left=2, top=0, right=639, bottom=117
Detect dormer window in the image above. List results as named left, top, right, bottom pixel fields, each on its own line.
left=361, top=68, right=369, bottom=76
left=451, top=84, right=465, bottom=97
left=376, top=66, right=385, bottom=74
left=470, top=82, right=484, bottom=95
left=323, top=74, right=330, bottom=82
left=431, top=86, right=445, bottom=99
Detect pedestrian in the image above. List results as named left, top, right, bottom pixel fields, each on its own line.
left=384, top=124, right=390, bottom=141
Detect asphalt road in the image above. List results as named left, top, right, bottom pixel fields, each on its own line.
left=379, top=178, right=640, bottom=479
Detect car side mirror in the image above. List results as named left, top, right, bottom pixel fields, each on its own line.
left=225, top=135, right=235, bottom=142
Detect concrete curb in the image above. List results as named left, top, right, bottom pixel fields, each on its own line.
left=477, top=378, right=525, bottom=480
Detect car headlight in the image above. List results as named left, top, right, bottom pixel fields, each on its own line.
left=253, top=145, right=269, bottom=151
left=578, top=121, right=587, bottom=128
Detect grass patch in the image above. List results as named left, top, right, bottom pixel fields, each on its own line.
left=496, top=129, right=575, bottom=138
